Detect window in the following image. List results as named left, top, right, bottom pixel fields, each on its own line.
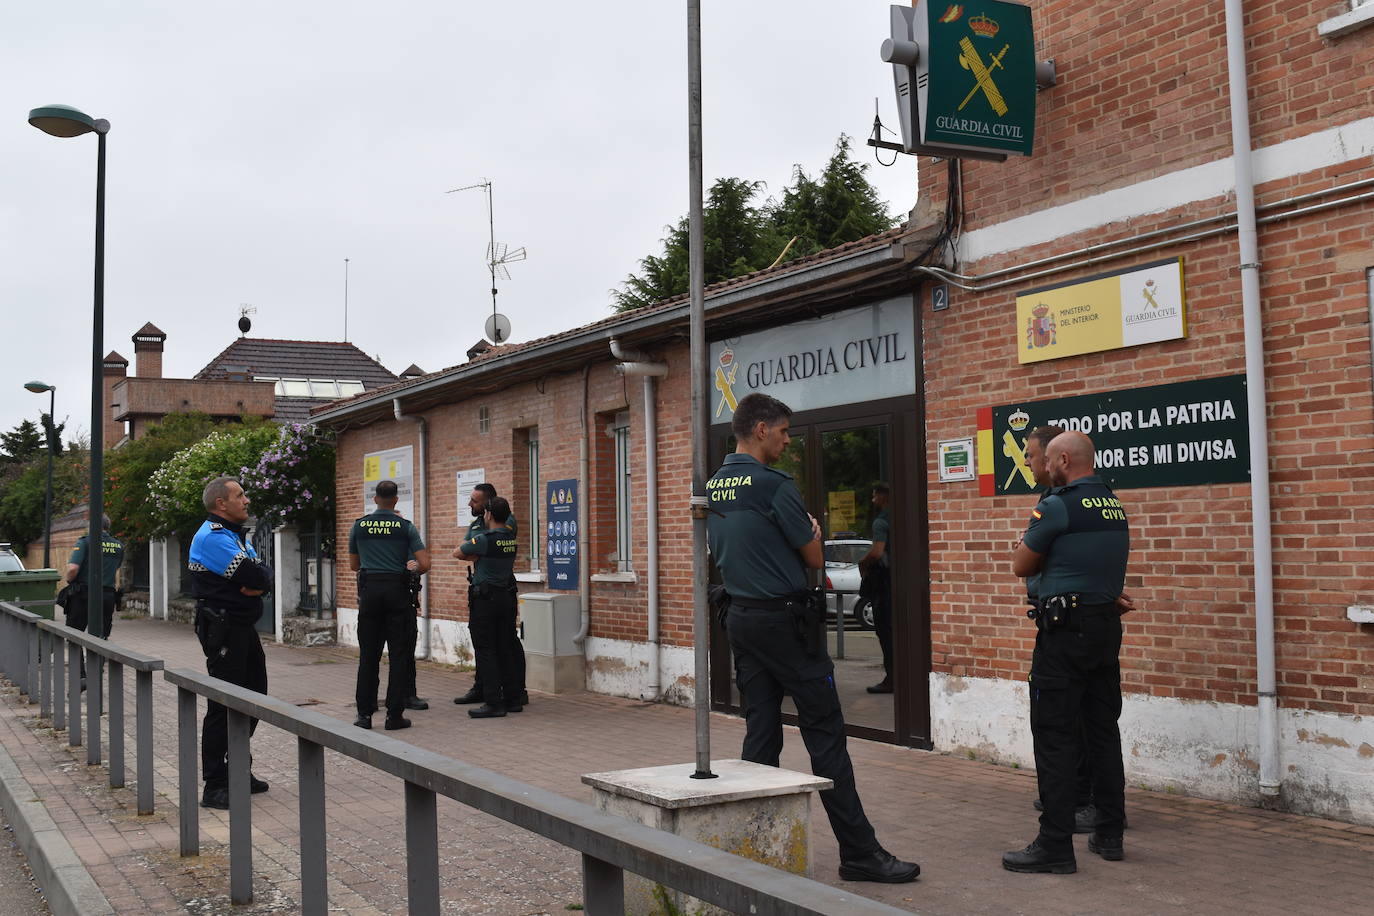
left=254, top=377, right=366, bottom=398
left=479, top=405, right=491, bottom=434
left=527, top=430, right=540, bottom=570
left=280, top=378, right=312, bottom=397
left=337, top=380, right=365, bottom=396
left=613, top=411, right=632, bottom=571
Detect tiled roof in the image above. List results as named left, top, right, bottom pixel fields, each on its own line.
left=134, top=322, right=166, bottom=338
left=195, top=338, right=399, bottom=389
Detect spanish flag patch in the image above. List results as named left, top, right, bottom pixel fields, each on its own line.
left=1031, top=509, right=1042, bottom=520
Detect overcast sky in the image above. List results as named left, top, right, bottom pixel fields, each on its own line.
left=0, top=1, right=919, bottom=441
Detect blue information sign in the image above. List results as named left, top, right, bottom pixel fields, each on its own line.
left=545, top=478, right=579, bottom=590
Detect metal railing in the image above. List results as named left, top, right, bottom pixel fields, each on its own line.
left=167, top=667, right=911, bottom=916
left=0, top=600, right=164, bottom=816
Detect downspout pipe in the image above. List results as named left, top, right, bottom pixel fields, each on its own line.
left=1223, top=0, right=1280, bottom=800
left=573, top=365, right=594, bottom=646
left=611, top=338, right=670, bottom=700
left=393, top=398, right=431, bottom=660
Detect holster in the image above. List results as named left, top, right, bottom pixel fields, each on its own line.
left=790, top=587, right=826, bottom=657
left=194, top=602, right=230, bottom=659
left=708, top=584, right=731, bottom=628
left=356, top=568, right=368, bottom=594
left=408, top=571, right=423, bottom=611
left=1028, top=594, right=1080, bottom=632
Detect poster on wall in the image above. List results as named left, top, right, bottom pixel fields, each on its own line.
left=362, top=446, right=415, bottom=519
left=1016, top=257, right=1187, bottom=364
left=938, top=437, right=976, bottom=482
left=455, top=467, right=486, bottom=525
left=545, top=478, right=579, bottom=590
left=976, top=374, right=1249, bottom=495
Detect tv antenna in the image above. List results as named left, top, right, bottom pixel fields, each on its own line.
left=446, top=179, right=525, bottom=343
left=238, top=304, right=256, bottom=336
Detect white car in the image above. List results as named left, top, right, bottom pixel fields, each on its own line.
left=823, top=539, right=874, bottom=630
left=0, top=543, right=25, bottom=572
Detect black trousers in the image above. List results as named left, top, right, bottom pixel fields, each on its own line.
left=203, top=624, right=268, bottom=790
left=1030, top=610, right=1126, bottom=851
left=870, top=584, right=893, bottom=681
left=404, top=617, right=419, bottom=699
left=468, top=589, right=522, bottom=705
left=356, top=579, right=416, bottom=716
left=66, top=587, right=116, bottom=639
left=470, top=610, right=526, bottom=697
left=726, top=604, right=880, bottom=861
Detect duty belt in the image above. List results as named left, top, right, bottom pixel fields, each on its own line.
left=731, top=595, right=805, bottom=612
left=362, top=572, right=410, bottom=582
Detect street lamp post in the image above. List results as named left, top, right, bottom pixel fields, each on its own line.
left=23, top=381, right=56, bottom=568
left=28, top=104, right=109, bottom=645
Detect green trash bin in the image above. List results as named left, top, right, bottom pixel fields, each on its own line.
left=0, top=569, right=63, bottom=620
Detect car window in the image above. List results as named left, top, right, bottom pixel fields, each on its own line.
left=0, top=547, right=25, bottom=572
left=823, top=542, right=871, bottom=565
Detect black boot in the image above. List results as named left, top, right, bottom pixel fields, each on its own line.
left=453, top=687, right=483, bottom=705
left=838, top=848, right=919, bottom=883
left=1002, top=839, right=1076, bottom=874
left=467, top=703, right=506, bottom=719
left=1088, top=833, right=1124, bottom=861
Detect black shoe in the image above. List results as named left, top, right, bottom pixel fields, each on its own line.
left=1074, top=804, right=1097, bottom=834
left=512, top=692, right=529, bottom=706
left=353, top=714, right=373, bottom=729
left=384, top=714, right=411, bottom=731
left=1002, top=839, right=1076, bottom=874
left=467, top=703, right=506, bottom=719
left=838, top=848, right=919, bottom=883
left=505, top=701, right=524, bottom=713
left=250, top=773, right=269, bottom=794
left=865, top=681, right=894, bottom=694
left=453, top=688, right=483, bottom=705
left=405, top=696, right=429, bottom=711
left=200, top=787, right=230, bottom=810
left=1088, top=833, right=1124, bottom=861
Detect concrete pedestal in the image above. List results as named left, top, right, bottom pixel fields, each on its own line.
left=582, top=759, right=831, bottom=915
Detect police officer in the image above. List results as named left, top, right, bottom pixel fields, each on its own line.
left=858, top=484, right=892, bottom=694
left=707, top=393, right=919, bottom=884
left=349, top=480, right=431, bottom=731
left=1004, top=431, right=1131, bottom=873
left=65, top=513, right=123, bottom=638
left=452, top=483, right=528, bottom=708
left=190, top=476, right=273, bottom=810
left=456, top=495, right=520, bottom=718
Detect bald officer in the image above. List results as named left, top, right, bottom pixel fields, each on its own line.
left=707, top=392, right=919, bottom=884
left=349, top=480, right=430, bottom=731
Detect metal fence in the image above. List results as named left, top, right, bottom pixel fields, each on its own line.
left=167, top=667, right=911, bottom=916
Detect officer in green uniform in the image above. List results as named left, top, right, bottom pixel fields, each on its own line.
left=1005, top=430, right=1131, bottom=874
left=457, top=495, right=521, bottom=718
left=65, top=513, right=124, bottom=639
left=708, top=393, right=919, bottom=884
left=348, top=480, right=430, bottom=731
left=452, top=483, right=528, bottom=708
left=858, top=483, right=892, bottom=693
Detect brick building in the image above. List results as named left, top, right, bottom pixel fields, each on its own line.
left=314, top=1, right=1374, bottom=824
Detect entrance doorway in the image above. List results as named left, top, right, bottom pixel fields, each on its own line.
left=709, top=398, right=930, bottom=748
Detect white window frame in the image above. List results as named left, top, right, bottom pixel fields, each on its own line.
left=612, top=411, right=632, bottom=572
left=527, top=429, right=541, bottom=571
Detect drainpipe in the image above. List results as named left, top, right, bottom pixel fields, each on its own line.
left=393, top=398, right=431, bottom=660
left=611, top=338, right=670, bottom=700
left=1223, top=0, right=1280, bottom=801
left=573, top=365, right=593, bottom=646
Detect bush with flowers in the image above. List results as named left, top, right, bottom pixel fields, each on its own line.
left=238, top=423, right=336, bottom=530
left=147, top=425, right=281, bottom=537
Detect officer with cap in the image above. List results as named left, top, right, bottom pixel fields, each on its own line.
left=190, top=476, right=273, bottom=810
left=1004, top=430, right=1131, bottom=873
left=708, top=392, right=919, bottom=884
left=456, top=495, right=520, bottom=718
left=452, top=483, right=528, bottom=708
left=349, top=480, right=431, bottom=731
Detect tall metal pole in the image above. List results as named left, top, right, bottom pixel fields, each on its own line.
left=87, top=125, right=108, bottom=641
left=43, top=387, right=55, bottom=568
left=687, top=0, right=714, bottom=780
left=343, top=258, right=350, bottom=341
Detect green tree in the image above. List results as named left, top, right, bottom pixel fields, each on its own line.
left=0, top=448, right=88, bottom=548
left=106, top=412, right=222, bottom=545
left=0, top=420, right=43, bottom=467
left=612, top=136, right=894, bottom=312
left=147, top=424, right=281, bottom=537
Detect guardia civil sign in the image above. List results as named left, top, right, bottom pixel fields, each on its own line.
left=918, top=0, right=1037, bottom=157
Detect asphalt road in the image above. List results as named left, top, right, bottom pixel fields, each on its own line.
left=0, top=815, right=50, bottom=916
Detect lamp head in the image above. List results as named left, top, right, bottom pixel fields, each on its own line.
left=28, top=105, right=108, bottom=137
left=24, top=381, right=54, bottom=394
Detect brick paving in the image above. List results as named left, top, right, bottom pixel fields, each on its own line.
left=1, top=616, right=1372, bottom=914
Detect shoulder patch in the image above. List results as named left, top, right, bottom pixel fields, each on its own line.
left=1031, top=508, right=1042, bottom=520
left=209, top=522, right=223, bottom=530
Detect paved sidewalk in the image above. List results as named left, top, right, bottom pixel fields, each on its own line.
left=1, top=616, right=1371, bottom=914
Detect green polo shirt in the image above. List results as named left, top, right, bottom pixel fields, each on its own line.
left=348, top=509, right=425, bottom=573
left=70, top=532, right=123, bottom=588
left=459, top=526, right=518, bottom=587
left=871, top=507, right=891, bottom=567
left=706, top=453, right=814, bottom=600
left=467, top=513, right=518, bottom=539
left=1022, top=475, right=1129, bottom=604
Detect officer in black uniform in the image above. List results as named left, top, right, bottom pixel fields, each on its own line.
left=1004, top=430, right=1131, bottom=873
left=456, top=495, right=521, bottom=718
left=707, top=393, right=919, bottom=884
left=64, top=513, right=124, bottom=639
left=189, top=476, right=273, bottom=810
left=858, top=484, right=893, bottom=694
left=452, top=483, right=528, bottom=708
left=348, top=480, right=431, bottom=731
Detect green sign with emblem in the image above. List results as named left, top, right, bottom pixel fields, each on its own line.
left=917, top=0, right=1037, bottom=157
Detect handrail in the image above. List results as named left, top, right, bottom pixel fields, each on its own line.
left=166, top=666, right=912, bottom=916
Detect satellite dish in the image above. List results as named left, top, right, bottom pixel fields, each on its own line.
left=484, top=312, right=512, bottom=344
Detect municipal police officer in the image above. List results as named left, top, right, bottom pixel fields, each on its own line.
left=452, top=483, right=528, bottom=709
left=65, top=513, right=123, bottom=640
left=1005, top=431, right=1131, bottom=873
left=456, top=495, right=520, bottom=718
left=349, top=480, right=431, bottom=731
left=189, top=476, right=273, bottom=810
left=707, top=393, right=919, bottom=884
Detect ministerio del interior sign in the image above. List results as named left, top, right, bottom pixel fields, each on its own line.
left=709, top=296, right=916, bottom=424
left=975, top=374, right=1250, bottom=495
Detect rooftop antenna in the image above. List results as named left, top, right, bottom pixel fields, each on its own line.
left=343, top=257, right=350, bottom=342
left=446, top=179, right=524, bottom=343
left=238, top=304, right=256, bottom=336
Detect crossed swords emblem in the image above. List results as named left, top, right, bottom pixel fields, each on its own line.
left=714, top=362, right=738, bottom=417
left=957, top=36, right=1010, bottom=116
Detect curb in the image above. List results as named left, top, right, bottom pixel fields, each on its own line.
left=0, top=732, right=115, bottom=916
